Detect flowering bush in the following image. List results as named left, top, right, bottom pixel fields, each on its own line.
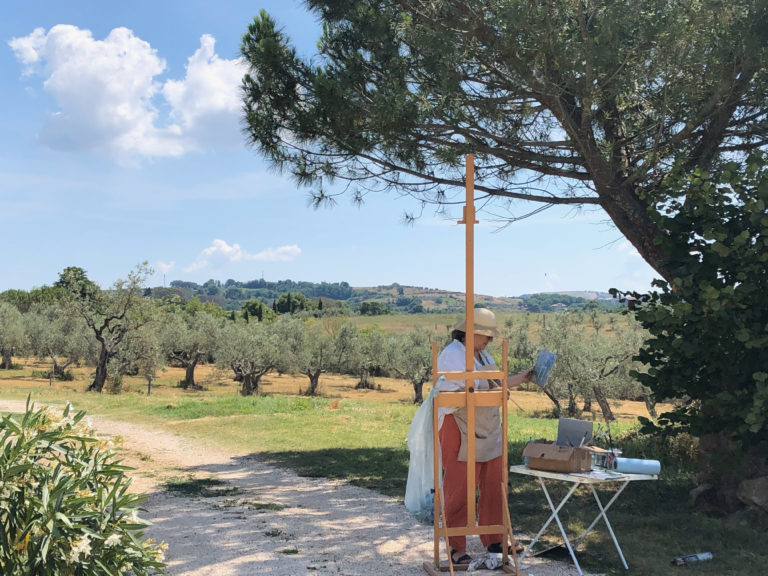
left=0, top=398, right=166, bottom=575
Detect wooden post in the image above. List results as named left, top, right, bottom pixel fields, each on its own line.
left=425, top=154, right=517, bottom=575
left=460, top=154, right=477, bottom=530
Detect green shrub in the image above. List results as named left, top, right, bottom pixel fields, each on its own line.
left=0, top=399, right=166, bottom=575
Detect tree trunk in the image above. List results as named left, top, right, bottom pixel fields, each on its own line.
left=542, top=388, right=562, bottom=417
left=50, top=357, right=74, bottom=380
left=88, top=347, right=109, bottom=392
left=412, top=380, right=424, bottom=404
left=146, top=374, right=153, bottom=396
left=593, top=385, right=615, bottom=422
left=183, top=360, right=199, bottom=390
left=582, top=397, right=592, bottom=413
left=0, top=348, right=12, bottom=369
left=306, top=370, right=321, bottom=396
left=641, top=393, right=658, bottom=418
left=355, top=369, right=375, bottom=390
left=240, top=373, right=260, bottom=396
left=566, top=383, right=579, bottom=417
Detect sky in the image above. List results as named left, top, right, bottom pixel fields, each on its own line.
left=1, top=1, right=659, bottom=298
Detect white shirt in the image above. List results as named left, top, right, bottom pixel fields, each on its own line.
left=436, top=338, right=496, bottom=428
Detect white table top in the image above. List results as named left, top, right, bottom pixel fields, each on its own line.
left=509, top=464, right=658, bottom=483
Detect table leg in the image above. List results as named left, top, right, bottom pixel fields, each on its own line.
left=520, top=478, right=584, bottom=576
left=582, top=483, right=629, bottom=569
left=572, top=480, right=628, bottom=548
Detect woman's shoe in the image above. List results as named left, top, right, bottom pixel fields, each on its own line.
left=487, top=542, right=524, bottom=555
left=450, top=549, right=472, bottom=565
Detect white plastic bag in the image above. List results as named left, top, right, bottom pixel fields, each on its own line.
left=404, top=377, right=442, bottom=523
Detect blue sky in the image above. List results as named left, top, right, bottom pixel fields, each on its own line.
left=2, top=1, right=658, bottom=298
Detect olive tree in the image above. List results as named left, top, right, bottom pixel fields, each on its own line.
left=539, top=312, right=647, bottom=420
left=25, top=303, right=91, bottom=383
left=273, top=316, right=335, bottom=396
left=0, top=301, right=26, bottom=369
left=160, top=310, right=223, bottom=389
left=386, top=329, right=435, bottom=404
left=56, top=264, right=154, bottom=392
left=216, top=320, right=280, bottom=396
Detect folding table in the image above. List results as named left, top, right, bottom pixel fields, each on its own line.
left=509, top=465, right=658, bottom=575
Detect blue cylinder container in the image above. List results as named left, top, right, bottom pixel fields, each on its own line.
left=612, top=457, right=661, bottom=475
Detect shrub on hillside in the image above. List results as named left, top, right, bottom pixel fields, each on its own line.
left=0, top=399, right=166, bottom=575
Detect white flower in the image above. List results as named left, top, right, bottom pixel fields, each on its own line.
left=104, top=534, right=122, bottom=548
left=68, top=534, right=92, bottom=563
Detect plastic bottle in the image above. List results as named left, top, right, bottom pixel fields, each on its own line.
left=671, top=552, right=714, bottom=565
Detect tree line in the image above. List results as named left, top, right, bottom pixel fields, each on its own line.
left=1, top=264, right=646, bottom=414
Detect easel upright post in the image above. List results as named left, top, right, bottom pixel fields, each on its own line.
left=424, top=154, right=518, bottom=575
left=461, top=155, right=477, bottom=531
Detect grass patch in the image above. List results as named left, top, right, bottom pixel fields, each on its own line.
left=164, top=476, right=241, bottom=498
left=152, top=395, right=329, bottom=420
left=277, top=547, right=298, bottom=555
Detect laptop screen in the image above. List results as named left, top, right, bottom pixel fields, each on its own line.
left=556, top=418, right=593, bottom=447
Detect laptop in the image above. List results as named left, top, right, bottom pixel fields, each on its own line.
left=555, top=418, right=593, bottom=447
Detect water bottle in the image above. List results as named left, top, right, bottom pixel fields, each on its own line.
left=671, top=552, right=713, bottom=565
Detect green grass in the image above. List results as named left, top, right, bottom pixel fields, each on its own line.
left=164, top=476, right=242, bottom=498
left=1, top=386, right=766, bottom=576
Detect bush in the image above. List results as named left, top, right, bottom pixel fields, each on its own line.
left=0, top=399, right=166, bottom=575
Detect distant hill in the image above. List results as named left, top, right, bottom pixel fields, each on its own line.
left=519, top=290, right=616, bottom=301
left=146, top=278, right=616, bottom=314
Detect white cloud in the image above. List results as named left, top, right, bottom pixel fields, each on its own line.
left=8, top=26, right=246, bottom=161
left=163, top=34, right=246, bottom=147
left=155, top=260, right=176, bottom=275
left=185, top=239, right=301, bottom=272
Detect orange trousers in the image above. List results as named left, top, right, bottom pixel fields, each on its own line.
left=439, top=414, right=503, bottom=552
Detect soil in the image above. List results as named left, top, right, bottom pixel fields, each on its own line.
left=0, top=399, right=600, bottom=576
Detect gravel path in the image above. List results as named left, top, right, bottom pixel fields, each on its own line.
left=0, top=399, right=600, bottom=576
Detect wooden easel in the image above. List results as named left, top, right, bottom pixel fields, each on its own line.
left=422, top=156, right=521, bottom=576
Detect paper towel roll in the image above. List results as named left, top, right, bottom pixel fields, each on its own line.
left=612, top=457, right=661, bottom=475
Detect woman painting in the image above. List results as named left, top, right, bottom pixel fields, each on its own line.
left=437, top=308, right=532, bottom=565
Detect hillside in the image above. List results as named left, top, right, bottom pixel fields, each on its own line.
left=146, top=279, right=615, bottom=314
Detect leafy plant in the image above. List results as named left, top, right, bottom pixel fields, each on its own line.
left=0, top=399, right=166, bottom=575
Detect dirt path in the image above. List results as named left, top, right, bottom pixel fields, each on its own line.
left=0, top=399, right=599, bottom=576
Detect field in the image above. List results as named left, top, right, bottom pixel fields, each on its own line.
left=1, top=358, right=766, bottom=576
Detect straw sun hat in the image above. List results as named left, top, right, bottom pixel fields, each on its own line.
left=452, top=308, right=500, bottom=338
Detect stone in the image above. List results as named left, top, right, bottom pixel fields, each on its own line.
left=737, top=476, right=768, bottom=511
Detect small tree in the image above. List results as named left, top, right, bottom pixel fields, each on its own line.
left=0, top=301, right=26, bottom=369
left=386, top=329, right=434, bottom=404
left=275, top=316, right=334, bottom=396
left=352, top=325, right=387, bottom=390
left=57, top=264, right=154, bottom=393
left=217, top=321, right=280, bottom=396
left=160, top=311, right=222, bottom=389
left=241, top=298, right=276, bottom=323
left=539, top=312, right=646, bottom=420
left=274, top=292, right=312, bottom=314
left=116, top=321, right=164, bottom=395
left=25, top=303, right=90, bottom=383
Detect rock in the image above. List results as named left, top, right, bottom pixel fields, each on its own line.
left=737, top=476, right=768, bottom=510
